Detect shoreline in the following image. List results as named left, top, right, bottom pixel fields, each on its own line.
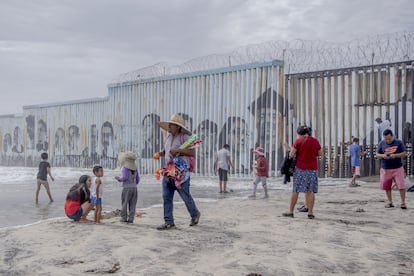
left=1, top=181, right=413, bottom=275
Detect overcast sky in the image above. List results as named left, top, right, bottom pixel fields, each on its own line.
left=0, top=0, right=412, bottom=115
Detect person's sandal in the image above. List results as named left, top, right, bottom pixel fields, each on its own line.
left=401, top=203, right=407, bottom=209
left=282, top=212, right=294, bottom=218
left=308, top=214, right=315, bottom=219
left=156, top=223, right=176, bottom=230
left=384, top=203, right=394, bottom=208
left=297, top=205, right=308, bottom=212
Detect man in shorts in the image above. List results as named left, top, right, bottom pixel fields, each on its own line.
left=376, top=129, right=407, bottom=209
left=214, top=144, right=233, bottom=193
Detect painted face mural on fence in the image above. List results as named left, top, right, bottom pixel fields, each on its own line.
left=68, top=125, right=80, bottom=155
left=196, top=120, right=218, bottom=173
left=12, top=127, right=24, bottom=153
left=101, top=121, right=114, bottom=158
left=3, top=133, right=12, bottom=154
left=249, top=88, right=285, bottom=173
left=177, top=113, right=193, bottom=134
left=36, top=120, right=48, bottom=152
left=141, top=113, right=161, bottom=159
left=55, top=128, right=65, bottom=155
left=25, top=115, right=35, bottom=150
left=219, top=117, right=249, bottom=174
left=90, top=124, right=98, bottom=159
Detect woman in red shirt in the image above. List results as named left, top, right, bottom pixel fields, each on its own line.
left=64, top=175, right=93, bottom=222
left=283, top=126, right=323, bottom=219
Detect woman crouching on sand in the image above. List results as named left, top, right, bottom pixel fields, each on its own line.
left=64, top=175, right=93, bottom=222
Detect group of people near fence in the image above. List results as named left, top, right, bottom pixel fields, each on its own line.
left=34, top=113, right=411, bottom=230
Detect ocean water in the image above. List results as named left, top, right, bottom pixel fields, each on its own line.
left=0, top=166, right=348, bottom=229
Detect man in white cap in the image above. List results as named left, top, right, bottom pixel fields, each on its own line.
left=155, top=114, right=200, bottom=230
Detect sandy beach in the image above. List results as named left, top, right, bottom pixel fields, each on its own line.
left=1, top=179, right=413, bottom=276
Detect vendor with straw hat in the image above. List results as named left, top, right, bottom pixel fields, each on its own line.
left=155, top=114, right=200, bottom=230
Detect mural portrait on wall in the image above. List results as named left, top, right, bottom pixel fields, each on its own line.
left=3, top=133, right=12, bottom=154
left=36, top=119, right=48, bottom=152
left=141, top=113, right=161, bottom=159
left=196, top=120, right=218, bottom=174
left=403, top=121, right=412, bottom=145
left=68, top=125, right=80, bottom=155
left=248, top=88, right=286, bottom=173
left=219, top=116, right=249, bottom=174
left=12, top=127, right=24, bottom=153
left=25, top=115, right=35, bottom=150
left=55, top=128, right=65, bottom=156
left=90, top=124, right=98, bottom=160
left=177, top=113, right=193, bottom=133
left=101, top=121, right=114, bottom=158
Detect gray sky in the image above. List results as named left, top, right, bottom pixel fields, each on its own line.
left=0, top=0, right=412, bottom=115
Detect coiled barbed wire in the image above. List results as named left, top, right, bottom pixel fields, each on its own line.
left=111, top=32, right=413, bottom=84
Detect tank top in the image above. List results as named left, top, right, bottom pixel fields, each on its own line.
left=91, top=177, right=103, bottom=198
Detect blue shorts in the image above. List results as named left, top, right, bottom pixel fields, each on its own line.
left=91, top=196, right=102, bottom=206
left=67, top=207, right=83, bottom=221
left=293, top=167, right=319, bottom=193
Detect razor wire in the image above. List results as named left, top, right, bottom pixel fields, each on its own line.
left=112, top=32, right=414, bottom=83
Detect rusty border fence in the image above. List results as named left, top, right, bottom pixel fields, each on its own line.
left=286, top=60, right=414, bottom=177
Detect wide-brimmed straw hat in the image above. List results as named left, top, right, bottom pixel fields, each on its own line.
left=158, top=114, right=192, bottom=135
left=118, top=151, right=137, bottom=170
left=253, top=147, right=265, bottom=156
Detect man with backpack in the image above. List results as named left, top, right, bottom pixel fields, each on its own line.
left=155, top=114, right=200, bottom=230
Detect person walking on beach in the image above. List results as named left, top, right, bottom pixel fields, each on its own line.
left=35, top=152, right=54, bottom=204
left=64, top=175, right=93, bottom=222
left=155, top=114, right=200, bottom=230
left=282, top=125, right=323, bottom=219
left=115, top=152, right=140, bottom=224
left=91, top=165, right=104, bottom=224
left=349, top=137, right=364, bottom=187
left=214, top=144, right=233, bottom=193
left=248, top=147, right=269, bottom=199
left=376, top=129, right=407, bottom=209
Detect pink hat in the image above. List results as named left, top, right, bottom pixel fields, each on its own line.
left=253, top=147, right=265, bottom=156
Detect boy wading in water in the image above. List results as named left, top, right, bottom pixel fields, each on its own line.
left=35, top=152, right=54, bottom=204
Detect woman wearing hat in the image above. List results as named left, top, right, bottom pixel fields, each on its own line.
left=155, top=114, right=200, bottom=230
left=282, top=125, right=323, bottom=219
left=115, top=152, right=140, bottom=223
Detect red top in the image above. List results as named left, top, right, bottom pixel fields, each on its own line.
left=293, top=136, right=321, bottom=170
left=64, top=200, right=80, bottom=216
left=256, top=156, right=269, bottom=177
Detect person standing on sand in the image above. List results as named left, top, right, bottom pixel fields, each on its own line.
left=35, top=152, right=54, bottom=204
left=91, top=165, right=104, bottom=224
left=155, top=114, right=200, bottom=230
left=115, top=152, right=140, bottom=224
left=248, top=147, right=269, bottom=199
left=214, top=144, right=234, bottom=193
left=64, top=175, right=93, bottom=222
left=376, top=129, right=407, bottom=209
left=283, top=125, right=323, bottom=219
left=349, top=137, right=365, bottom=187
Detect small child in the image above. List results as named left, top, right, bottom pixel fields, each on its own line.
left=350, top=137, right=364, bottom=187
left=115, top=152, right=140, bottom=224
left=35, top=152, right=54, bottom=204
left=249, top=147, right=269, bottom=199
left=91, top=165, right=104, bottom=224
